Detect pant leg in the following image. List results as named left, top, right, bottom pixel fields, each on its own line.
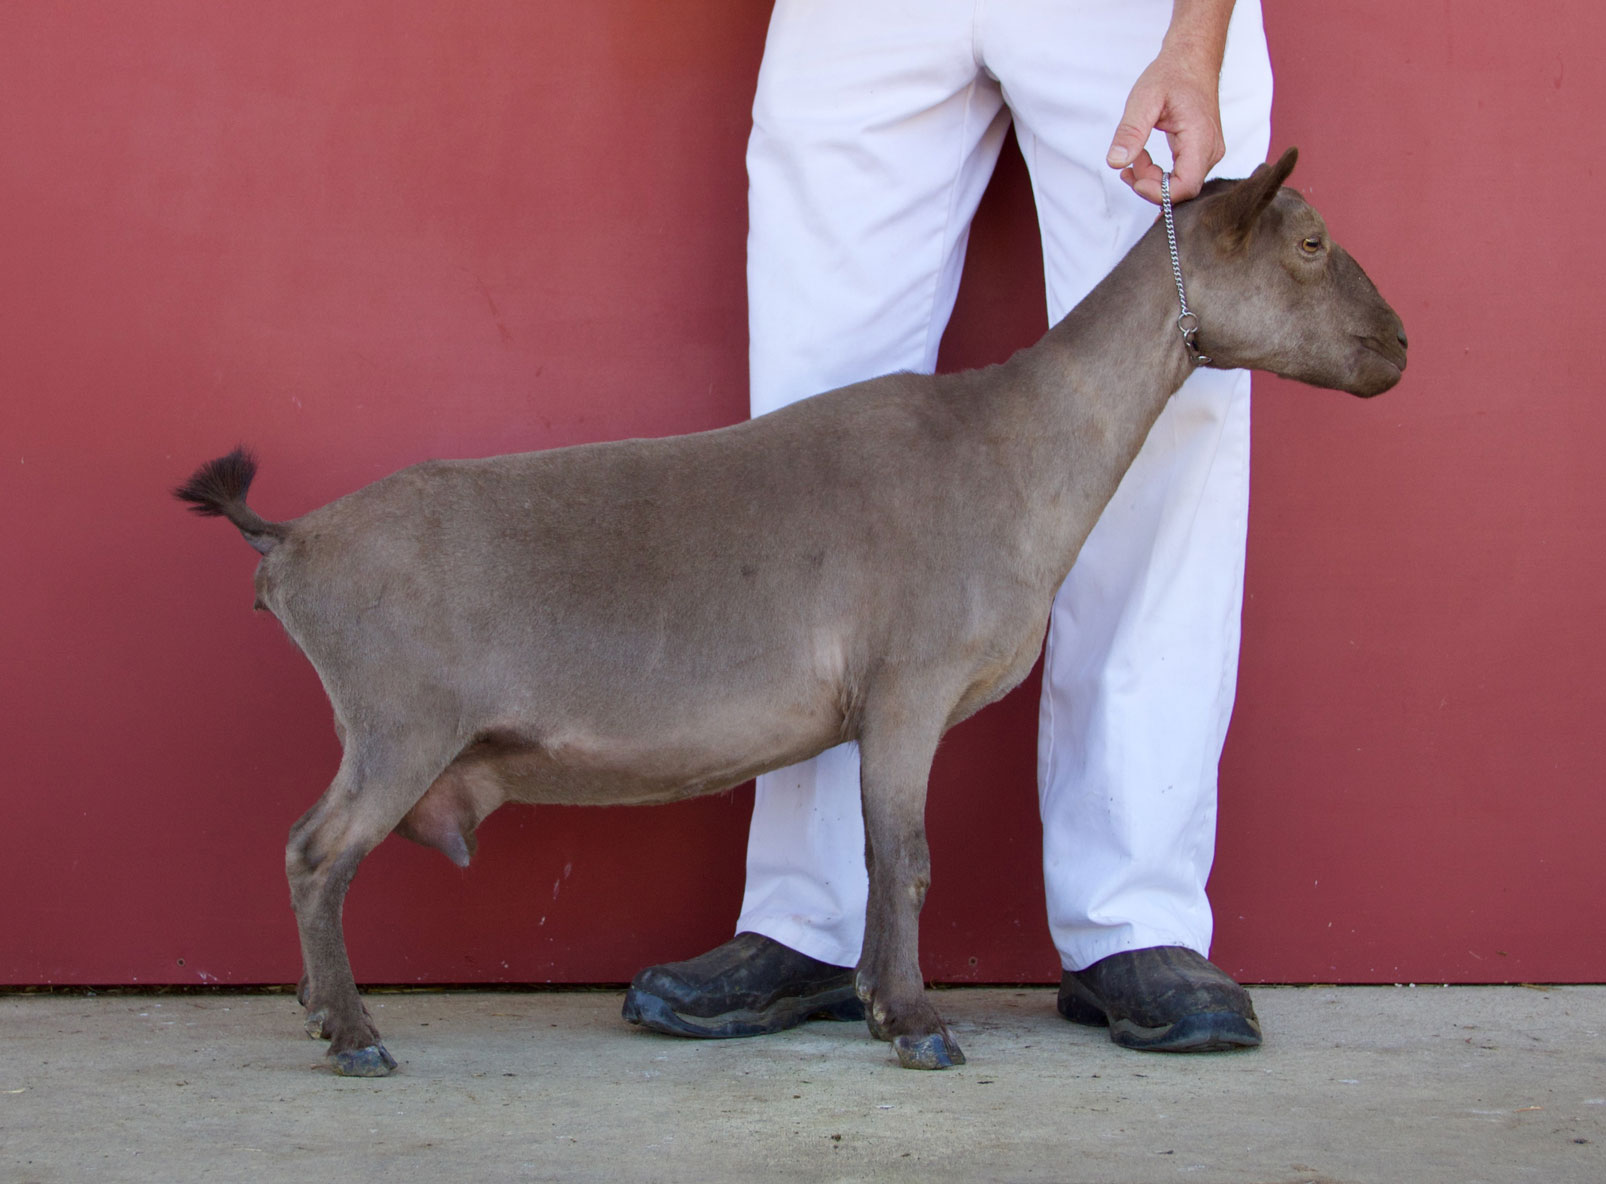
left=735, top=0, right=1008, bottom=966
left=984, top=0, right=1274, bottom=970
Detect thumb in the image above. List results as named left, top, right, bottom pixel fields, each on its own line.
left=1107, top=86, right=1161, bottom=169
left=1106, top=122, right=1153, bottom=170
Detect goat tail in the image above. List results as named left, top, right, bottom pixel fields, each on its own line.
left=173, top=446, right=288, bottom=555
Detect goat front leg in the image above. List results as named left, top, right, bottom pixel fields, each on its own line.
left=854, top=699, right=964, bottom=1070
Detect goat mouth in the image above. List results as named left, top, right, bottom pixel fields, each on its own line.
left=1358, top=335, right=1408, bottom=372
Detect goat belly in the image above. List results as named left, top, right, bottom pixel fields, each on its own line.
left=414, top=710, right=838, bottom=811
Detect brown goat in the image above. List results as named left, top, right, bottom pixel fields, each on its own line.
left=177, top=148, right=1406, bottom=1076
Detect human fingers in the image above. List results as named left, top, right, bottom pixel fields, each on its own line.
left=1161, top=107, right=1224, bottom=201
left=1121, top=150, right=1167, bottom=204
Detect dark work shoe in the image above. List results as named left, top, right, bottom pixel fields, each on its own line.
left=622, top=931, right=865, bottom=1038
left=1058, top=946, right=1261, bottom=1053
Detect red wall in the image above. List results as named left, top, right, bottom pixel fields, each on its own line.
left=3, top=2, right=1601, bottom=987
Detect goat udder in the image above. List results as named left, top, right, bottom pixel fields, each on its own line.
left=394, top=777, right=481, bottom=868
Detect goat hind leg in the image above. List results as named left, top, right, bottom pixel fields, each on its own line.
left=287, top=737, right=455, bottom=1077
left=854, top=700, right=964, bottom=1070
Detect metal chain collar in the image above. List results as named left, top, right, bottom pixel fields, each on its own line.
left=1160, top=172, right=1210, bottom=366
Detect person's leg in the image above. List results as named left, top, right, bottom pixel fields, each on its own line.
left=988, top=0, right=1272, bottom=1048
left=624, top=0, right=1008, bottom=1036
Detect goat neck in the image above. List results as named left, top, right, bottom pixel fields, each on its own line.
left=982, top=220, right=1198, bottom=576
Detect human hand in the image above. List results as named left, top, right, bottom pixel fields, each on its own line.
left=1105, top=44, right=1226, bottom=204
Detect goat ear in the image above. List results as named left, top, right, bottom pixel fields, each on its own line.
left=1210, top=145, right=1298, bottom=247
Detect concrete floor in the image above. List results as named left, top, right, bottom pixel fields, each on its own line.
left=2, top=985, right=1602, bottom=1184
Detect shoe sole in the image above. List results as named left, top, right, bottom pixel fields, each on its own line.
left=622, top=985, right=864, bottom=1039
left=1059, top=979, right=1261, bottom=1053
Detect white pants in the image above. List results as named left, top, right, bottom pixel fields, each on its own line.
left=735, top=0, right=1274, bottom=973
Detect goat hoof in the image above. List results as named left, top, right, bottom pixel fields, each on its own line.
left=331, top=1043, right=397, bottom=1077
left=865, top=1011, right=893, bottom=1043
left=304, top=1010, right=329, bottom=1040
left=893, top=1032, right=965, bottom=1070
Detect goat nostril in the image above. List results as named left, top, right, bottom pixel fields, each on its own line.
left=1396, top=329, right=1409, bottom=350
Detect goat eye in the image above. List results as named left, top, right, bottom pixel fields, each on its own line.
left=1300, top=236, right=1324, bottom=255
